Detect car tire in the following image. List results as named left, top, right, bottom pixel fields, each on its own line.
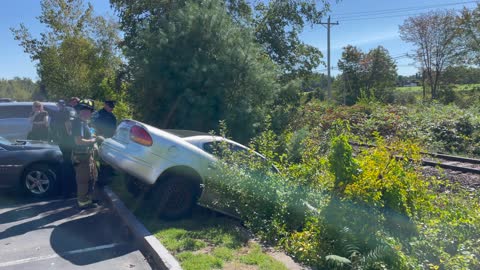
left=152, top=176, right=198, bottom=220
left=21, top=164, right=59, bottom=198
left=126, top=175, right=144, bottom=196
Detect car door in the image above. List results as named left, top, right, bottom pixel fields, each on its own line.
left=197, top=141, right=250, bottom=218
left=0, top=105, right=32, bottom=141
left=0, top=142, right=23, bottom=188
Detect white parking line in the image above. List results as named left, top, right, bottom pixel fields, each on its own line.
left=0, top=243, right=122, bottom=268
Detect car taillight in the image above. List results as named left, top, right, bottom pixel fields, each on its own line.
left=130, top=125, right=153, bottom=146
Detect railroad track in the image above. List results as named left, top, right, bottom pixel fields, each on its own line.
left=350, top=142, right=480, bottom=175
left=422, top=153, right=480, bottom=174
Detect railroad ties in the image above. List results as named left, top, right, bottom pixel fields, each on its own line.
left=422, top=153, right=480, bottom=175
left=350, top=142, right=480, bottom=175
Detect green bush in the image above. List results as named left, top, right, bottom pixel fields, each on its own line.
left=208, top=123, right=480, bottom=269
left=294, top=100, right=480, bottom=157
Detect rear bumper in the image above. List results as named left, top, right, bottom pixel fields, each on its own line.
left=99, top=141, right=156, bottom=185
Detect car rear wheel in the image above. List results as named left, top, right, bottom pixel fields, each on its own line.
left=152, top=177, right=198, bottom=220
left=21, top=164, right=58, bottom=198
left=126, top=175, right=145, bottom=196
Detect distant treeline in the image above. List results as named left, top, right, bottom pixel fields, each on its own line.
left=397, top=66, right=480, bottom=87
left=0, top=77, right=42, bottom=101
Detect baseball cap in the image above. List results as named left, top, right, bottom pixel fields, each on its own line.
left=104, top=100, right=116, bottom=108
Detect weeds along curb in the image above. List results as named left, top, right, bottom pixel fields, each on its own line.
left=99, top=186, right=182, bottom=270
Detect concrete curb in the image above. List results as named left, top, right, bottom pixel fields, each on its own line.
left=100, top=186, right=182, bottom=270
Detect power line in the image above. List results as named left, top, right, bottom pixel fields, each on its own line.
left=337, top=9, right=465, bottom=22
left=316, top=56, right=412, bottom=72
left=330, top=1, right=477, bottom=18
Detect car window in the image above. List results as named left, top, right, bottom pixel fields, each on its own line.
left=0, top=105, right=32, bottom=119
left=203, top=141, right=248, bottom=156
left=203, top=141, right=222, bottom=156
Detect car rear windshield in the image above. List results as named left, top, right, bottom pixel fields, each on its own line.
left=0, top=105, right=32, bottom=118
left=0, top=104, right=58, bottom=119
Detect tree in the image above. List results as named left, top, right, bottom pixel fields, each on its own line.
left=458, top=4, right=480, bottom=65
left=111, top=0, right=280, bottom=142
left=112, top=0, right=330, bottom=82
left=337, top=45, right=397, bottom=104
left=251, top=0, right=329, bottom=80
left=441, top=66, right=480, bottom=85
left=0, top=77, right=41, bottom=101
left=11, top=0, right=121, bottom=99
left=337, top=45, right=364, bottom=105
left=363, top=46, right=397, bottom=102
left=399, top=11, right=460, bottom=100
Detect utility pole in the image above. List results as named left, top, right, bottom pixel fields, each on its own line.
left=320, top=16, right=339, bottom=101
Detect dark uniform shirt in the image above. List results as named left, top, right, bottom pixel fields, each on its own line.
left=71, top=118, right=93, bottom=154
left=92, top=108, right=117, bottom=138
left=51, top=108, right=69, bottom=143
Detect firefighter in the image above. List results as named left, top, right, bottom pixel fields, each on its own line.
left=71, top=99, right=104, bottom=209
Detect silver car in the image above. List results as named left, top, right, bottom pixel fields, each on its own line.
left=99, top=120, right=276, bottom=219
left=0, top=102, right=67, bottom=142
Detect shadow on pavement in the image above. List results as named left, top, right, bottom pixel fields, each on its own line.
left=0, top=196, right=143, bottom=268
left=0, top=198, right=70, bottom=225
left=50, top=208, right=136, bottom=266
left=0, top=202, right=79, bottom=239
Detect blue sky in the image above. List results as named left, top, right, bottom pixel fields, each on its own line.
left=0, top=0, right=478, bottom=80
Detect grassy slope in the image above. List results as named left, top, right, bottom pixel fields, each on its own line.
left=395, top=83, right=480, bottom=93
left=110, top=175, right=288, bottom=270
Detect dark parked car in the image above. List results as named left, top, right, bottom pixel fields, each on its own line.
left=0, top=136, right=63, bottom=197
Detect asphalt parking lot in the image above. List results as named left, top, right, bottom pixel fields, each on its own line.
left=0, top=196, right=152, bottom=270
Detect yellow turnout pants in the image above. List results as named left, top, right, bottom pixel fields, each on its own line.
left=73, top=153, right=98, bottom=206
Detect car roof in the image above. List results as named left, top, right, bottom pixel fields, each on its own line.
left=0, top=101, right=58, bottom=107
left=163, top=129, right=212, bottom=138
left=183, top=135, right=248, bottom=148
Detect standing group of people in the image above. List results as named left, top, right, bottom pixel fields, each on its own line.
left=28, top=97, right=117, bottom=209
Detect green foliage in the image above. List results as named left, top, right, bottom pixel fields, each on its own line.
left=338, top=45, right=397, bottom=105
left=458, top=4, right=480, bottom=65
left=0, top=77, right=41, bottom=101
left=212, top=247, right=235, bottom=261
left=11, top=0, right=121, bottom=100
left=112, top=0, right=330, bottom=82
left=113, top=0, right=280, bottom=143
left=112, top=174, right=290, bottom=269
left=328, top=131, right=358, bottom=195
left=399, top=11, right=460, bottom=100
left=406, top=182, right=480, bottom=269
left=346, top=137, right=430, bottom=218
left=177, top=252, right=223, bottom=270
left=209, top=116, right=480, bottom=269
left=96, top=76, right=132, bottom=121
left=252, top=0, right=328, bottom=80
left=239, top=242, right=288, bottom=270
left=326, top=254, right=351, bottom=268
left=295, top=100, right=480, bottom=157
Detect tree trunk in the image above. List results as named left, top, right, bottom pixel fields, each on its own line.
left=422, top=69, right=426, bottom=101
